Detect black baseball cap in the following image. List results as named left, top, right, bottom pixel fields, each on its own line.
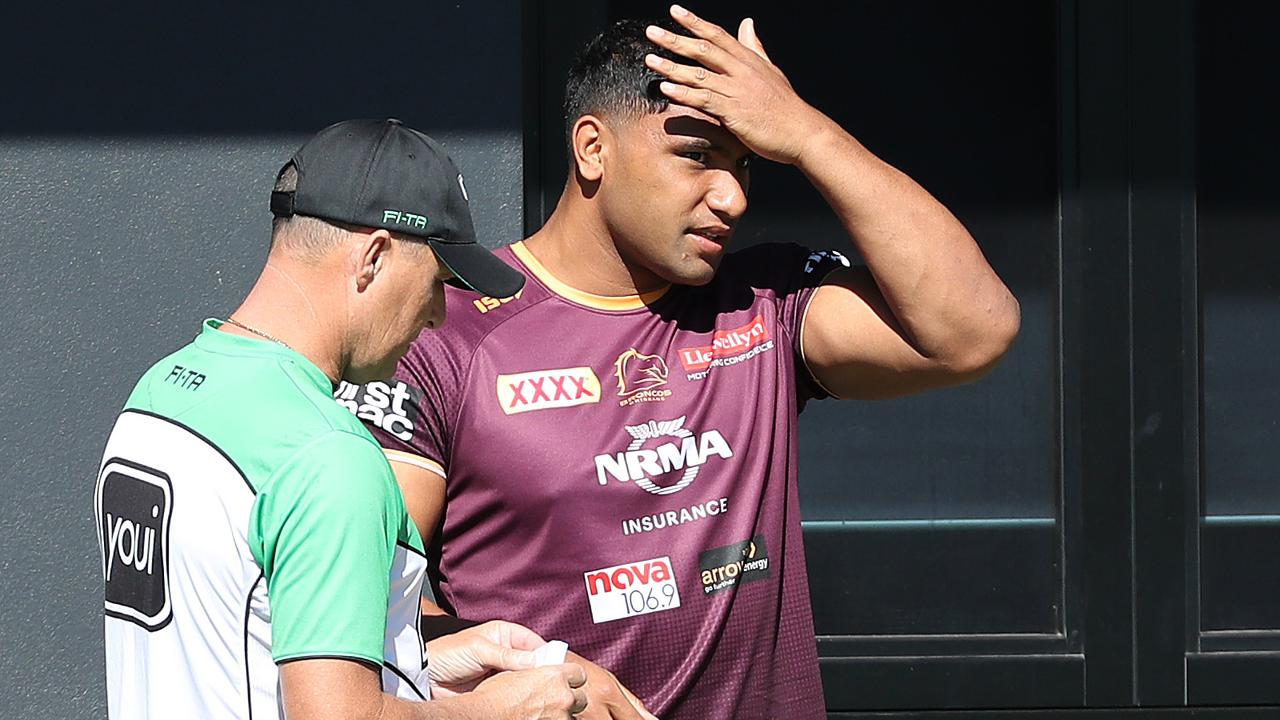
left=270, top=118, right=525, bottom=299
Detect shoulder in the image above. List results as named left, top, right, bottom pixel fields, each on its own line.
left=260, top=428, right=399, bottom=513
left=210, top=353, right=383, bottom=461
left=123, top=340, right=202, bottom=409
left=715, top=242, right=848, bottom=291
left=280, top=429, right=390, bottom=481
left=272, top=361, right=375, bottom=438
left=125, top=339, right=366, bottom=441
left=403, top=246, right=554, bottom=375
left=674, top=243, right=845, bottom=312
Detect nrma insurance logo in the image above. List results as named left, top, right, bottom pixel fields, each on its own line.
left=95, top=458, right=173, bottom=631
left=593, top=415, right=733, bottom=496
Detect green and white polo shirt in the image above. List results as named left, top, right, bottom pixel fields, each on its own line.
left=95, top=320, right=429, bottom=719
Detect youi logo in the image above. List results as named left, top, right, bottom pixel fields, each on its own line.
left=96, top=459, right=173, bottom=630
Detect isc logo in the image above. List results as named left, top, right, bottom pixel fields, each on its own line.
left=472, top=289, right=523, bottom=314
left=95, top=458, right=173, bottom=631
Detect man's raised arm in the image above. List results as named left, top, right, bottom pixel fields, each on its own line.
left=644, top=5, right=1020, bottom=399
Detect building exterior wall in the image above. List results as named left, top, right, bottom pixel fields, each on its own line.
left=0, top=3, right=521, bottom=718
left=2, top=1, right=1278, bottom=717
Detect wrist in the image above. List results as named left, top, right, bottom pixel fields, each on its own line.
left=415, top=691, right=495, bottom=720
left=791, top=111, right=848, bottom=170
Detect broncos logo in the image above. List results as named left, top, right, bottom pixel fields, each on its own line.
left=613, top=348, right=669, bottom=397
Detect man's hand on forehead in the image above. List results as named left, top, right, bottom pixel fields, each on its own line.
left=643, top=4, right=832, bottom=166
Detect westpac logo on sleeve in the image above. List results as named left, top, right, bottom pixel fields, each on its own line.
left=334, top=380, right=422, bottom=442
left=96, top=458, right=173, bottom=631
left=803, top=249, right=851, bottom=274
left=495, top=367, right=601, bottom=415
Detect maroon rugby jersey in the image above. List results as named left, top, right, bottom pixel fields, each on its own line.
left=348, top=240, right=848, bottom=719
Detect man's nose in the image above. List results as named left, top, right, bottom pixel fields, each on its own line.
left=424, top=290, right=447, bottom=330
left=706, top=171, right=748, bottom=220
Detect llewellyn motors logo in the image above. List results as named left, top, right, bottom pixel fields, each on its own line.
left=803, top=249, right=851, bottom=274
left=593, top=415, right=733, bottom=495
left=613, top=348, right=671, bottom=406
left=678, top=314, right=775, bottom=381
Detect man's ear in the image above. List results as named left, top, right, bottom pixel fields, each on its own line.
left=354, top=229, right=394, bottom=292
left=571, top=115, right=608, bottom=183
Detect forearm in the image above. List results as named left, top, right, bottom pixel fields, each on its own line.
left=796, top=116, right=1020, bottom=367
left=281, top=661, right=498, bottom=720
left=370, top=691, right=501, bottom=720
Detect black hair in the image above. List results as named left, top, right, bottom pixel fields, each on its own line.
left=562, top=18, right=690, bottom=152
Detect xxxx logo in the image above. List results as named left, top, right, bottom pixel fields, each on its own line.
left=496, top=367, right=601, bottom=415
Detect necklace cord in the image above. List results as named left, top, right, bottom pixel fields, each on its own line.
left=223, top=317, right=292, bottom=351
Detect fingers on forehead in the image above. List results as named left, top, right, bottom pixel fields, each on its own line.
left=647, top=54, right=718, bottom=92
left=651, top=28, right=733, bottom=70
left=655, top=12, right=752, bottom=68
left=671, top=4, right=730, bottom=41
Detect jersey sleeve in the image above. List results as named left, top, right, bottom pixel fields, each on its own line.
left=727, top=242, right=853, bottom=402
left=336, top=331, right=468, bottom=476
left=248, top=431, right=403, bottom=665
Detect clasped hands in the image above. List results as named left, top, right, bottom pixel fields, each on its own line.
left=426, top=620, right=656, bottom=719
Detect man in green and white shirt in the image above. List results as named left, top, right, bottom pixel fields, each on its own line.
left=96, top=119, right=587, bottom=720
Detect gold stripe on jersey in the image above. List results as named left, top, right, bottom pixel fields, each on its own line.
left=510, top=241, right=670, bottom=311
left=384, top=449, right=446, bottom=479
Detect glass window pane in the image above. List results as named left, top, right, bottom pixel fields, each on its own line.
left=1198, top=0, right=1280, bottom=633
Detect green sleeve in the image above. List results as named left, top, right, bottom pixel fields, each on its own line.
left=249, top=430, right=402, bottom=665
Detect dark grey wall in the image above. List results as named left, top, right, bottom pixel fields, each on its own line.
left=0, top=3, right=521, bottom=717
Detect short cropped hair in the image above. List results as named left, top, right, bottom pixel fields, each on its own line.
left=268, top=163, right=351, bottom=258
left=563, top=18, right=689, bottom=152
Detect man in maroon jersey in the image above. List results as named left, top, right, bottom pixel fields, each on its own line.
left=344, top=7, right=1020, bottom=719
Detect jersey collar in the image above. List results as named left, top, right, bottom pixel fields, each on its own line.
left=510, top=241, right=670, bottom=312
left=198, top=319, right=333, bottom=392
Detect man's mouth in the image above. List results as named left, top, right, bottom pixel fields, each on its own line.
left=688, top=226, right=733, bottom=248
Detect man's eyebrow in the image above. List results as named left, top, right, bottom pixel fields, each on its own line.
left=669, top=136, right=716, bottom=150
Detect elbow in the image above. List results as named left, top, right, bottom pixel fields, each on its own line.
left=945, top=294, right=1022, bottom=382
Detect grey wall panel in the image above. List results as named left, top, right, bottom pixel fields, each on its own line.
left=0, top=2, right=520, bottom=718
